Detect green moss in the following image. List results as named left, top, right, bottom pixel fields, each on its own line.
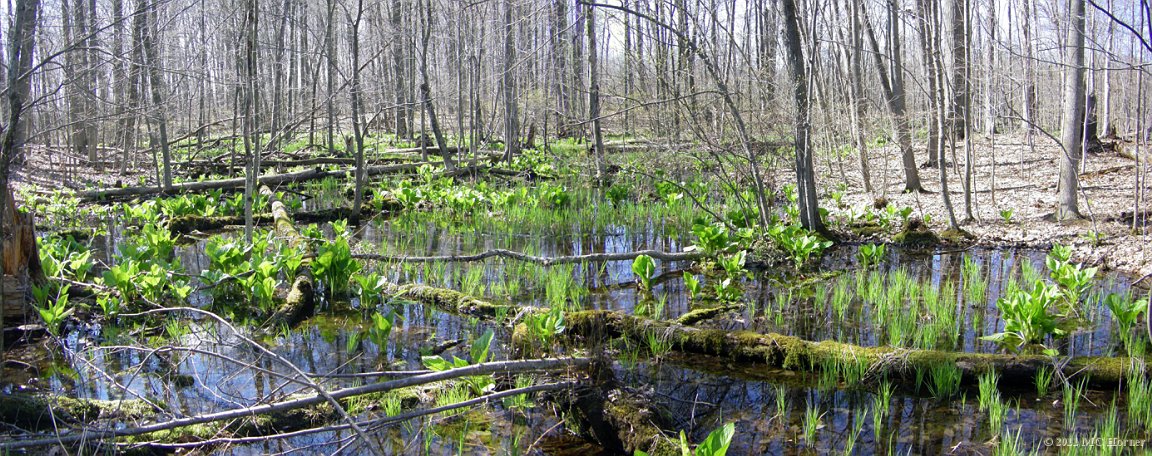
left=602, top=389, right=680, bottom=455
left=848, top=221, right=886, bottom=237
left=0, top=395, right=158, bottom=431
left=675, top=305, right=740, bottom=326
left=122, top=422, right=223, bottom=444
left=893, top=219, right=939, bottom=246
left=940, top=227, right=975, bottom=244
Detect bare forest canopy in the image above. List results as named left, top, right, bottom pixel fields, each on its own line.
left=0, top=0, right=1148, bottom=179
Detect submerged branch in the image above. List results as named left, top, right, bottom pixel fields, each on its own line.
left=356, top=248, right=702, bottom=266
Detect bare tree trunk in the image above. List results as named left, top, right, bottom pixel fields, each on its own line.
left=1058, top=0, right=1086, bottom=220
left=141, top=0, right=172, bottom=189
left=949, top=0, right=970, bottom=136
left=0, top=0, right=43, bottom=347
left=1021, top=0, right=1038, bottom=135
left=418, top=0, right=452, bottom=170
left=919, top=0, right=942, bottom=168
left=1100, top=0, right=1114, bottom=137
left=587, top=3, right=606, bottom=182
left=781, top=0, right=826, bottom=234
left=983, top=0, right=996, bottom=137
left=849, top=0, right=872, bottom=193
left=926, top=0, right=961, bottom=229
left=391, top=0, right=409, bottom=139
left=864, top=0, right=922, bottom=192
left=121, top=0, right=147, bottom=176
left=502, top=0, right=520, bottom=162
left=349, top=0, right=366, bottom=223
left=242, top=0, right=261, bottom=241
left=324, top=0, right=336, bottom=154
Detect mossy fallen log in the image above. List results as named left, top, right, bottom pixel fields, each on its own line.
left=386, top=283, right=514, bottom=318
left=262, top=186, right=316, bottom=329
left=602, top=388, right=681, bottom=455
left=565, top=310, right=1139, bottom=388
left=0, top=394, right=158, bottom=431
left=167, top=198, right=400, bottom=234
left=388, top=283, right=1140, bottom=388
left=674, top=305, right=741, bottom=326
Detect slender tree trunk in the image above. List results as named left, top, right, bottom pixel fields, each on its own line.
left=1021, top=0, right=1038, bottom=135
left=391, top=0, right=409, bottom=139
left=242, top=0, right=261, bottom=241
left=0, top=0, right=42, bottom=346
left=502, top=0, right=520, bottom=162
left=349, top=0, right=366, bottom=223
left=927, top=0, right=961, bottom=229
left=983, top=0, right=996, bottom=136
left=587, top=3, right=606, bottom=182
left=141, top=0, right=172, bottom=189
left=418, top=0, right=452, bottom=170
left=949, top=0, right=969, bottom=136
left=919, top=0, right=942, bottom=167
left=781, top=0, right=826, bottom=234
left=864, top=0, right=922, bottom=192
left=1058, top=0, right=1086, bottom=220
left=849, top=0, right=872, bottom=193
left=324, top=0, right=337, bottom=154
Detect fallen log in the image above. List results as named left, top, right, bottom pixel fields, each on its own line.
left=387, top=284, right=1141, bottom=389
left=78, top=162, right=432, bottom=202
left=565, top=310, right=1139, bottom=388
left=356, top=248, right=702, bottom=266
left=262, top=186, right=317, bottom=329
left=0, top=394, right=158, bottom=432
left=167, top=203, right=400, bottom=235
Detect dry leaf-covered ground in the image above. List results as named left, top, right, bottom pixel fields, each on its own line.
left=816, top=133, right=1152, bottom=284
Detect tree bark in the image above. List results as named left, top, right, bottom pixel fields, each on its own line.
left=502, top=0, right=520, bottom=161
left=863, top=1, right=922, bottom=192
left=1058, top=0, right=1087, bottom=220
left=780, top=0, right=827, bottom=233
left=0, top=0, right=42, bottom=344
left=587, top=3, right=606, bottom=182
left=418, top=0, right=452, bottom=170
left=141, top=0, right=172, bottom=190
left=849, top=0, right=873, bottom=193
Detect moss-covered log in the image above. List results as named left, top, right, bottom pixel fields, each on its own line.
left=602, top=388, right=681, bottom=455
left=387, top=282, right=1140, bottom=388
left=167, top=198, right=400, bottom=234
left=262, top=186, right=316, bottom=329
left=386, top=283, right=516, bottom=318
left=674, top=305, right=741, bottom=326
left=0, top=394, right=158, bottom=431
left=566, top=310, right=1139, bottom=388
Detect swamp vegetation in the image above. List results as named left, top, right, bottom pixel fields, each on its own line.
left=0, top=0, right=1151, bottom=454
left=0, top=137, right=1150, bottom=455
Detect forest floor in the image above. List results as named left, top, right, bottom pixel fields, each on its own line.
left=13, top=132, right=1152, bottom=284
left=823, top=133, right=1152, bottom=285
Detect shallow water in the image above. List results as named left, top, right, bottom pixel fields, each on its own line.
left=9, top=218, right=1150, bottom=454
